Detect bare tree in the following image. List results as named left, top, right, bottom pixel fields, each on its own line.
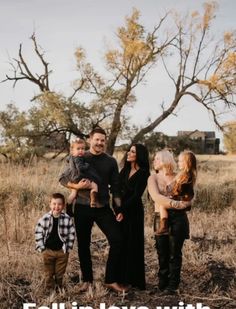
left=3, top=33, right=51, bottom=94
left=130, top=2, right=236, bottom=145
left=2, top=3, right=236, bottom=157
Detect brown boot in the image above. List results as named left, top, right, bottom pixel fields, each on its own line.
left=90, top=190, right=98, bottom=208
left=157, top=218, right=169, bottom=236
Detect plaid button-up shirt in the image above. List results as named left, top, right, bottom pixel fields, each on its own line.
left=35, top=211, right=75, bottom=253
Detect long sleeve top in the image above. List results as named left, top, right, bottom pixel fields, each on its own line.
left=60, top=151, right=121, bottom=208
left=148, top=173, right=193, bottom=212
left=119, top=168, right=150, bottom=216
left=59, top=155, right=101, bottom=186
left=35, top=211, right=75, bottom=253
left=148, top=173, right=173, bottom=212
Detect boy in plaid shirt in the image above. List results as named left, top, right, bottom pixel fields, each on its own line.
left=35, top=192, right=75, bottom=290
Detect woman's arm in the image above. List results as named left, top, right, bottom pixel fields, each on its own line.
left=147, top=174, right=191, bottom=211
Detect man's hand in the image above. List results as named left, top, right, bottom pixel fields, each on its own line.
left=116, top=213, right=123, bottom=222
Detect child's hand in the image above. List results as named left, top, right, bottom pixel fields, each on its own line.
left=180, top=200, right=192, bottom=209
left=77, top=179, right=91, bottom=189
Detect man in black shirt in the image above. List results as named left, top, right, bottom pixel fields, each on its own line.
left=62, top=127, right=125, bottom=293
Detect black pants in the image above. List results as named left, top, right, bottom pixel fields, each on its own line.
left=154, top=211, right=189, bottom=290
left=73, top=204, right=122, bottom=284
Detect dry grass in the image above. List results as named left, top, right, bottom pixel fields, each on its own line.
left=0, top=155, right=235, bottom=309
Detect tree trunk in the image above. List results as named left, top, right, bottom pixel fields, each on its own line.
left=130, top=95, right=182, bottom=147
left=106, top=104, right=123, bottom=154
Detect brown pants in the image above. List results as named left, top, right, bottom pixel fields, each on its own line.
left=43, top=249, right=69, bottom=288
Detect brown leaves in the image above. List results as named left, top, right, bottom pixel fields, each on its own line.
left=105, top=8, right=157, bottom=79
left=199, top=49, right=236, bottom=95
left=202, top=1, right=218, bottom=30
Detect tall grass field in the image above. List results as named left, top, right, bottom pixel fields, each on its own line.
left=0, top=155, right=235, bottom=309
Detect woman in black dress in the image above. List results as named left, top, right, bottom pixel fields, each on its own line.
left=119, top=143, right=150, bottom=290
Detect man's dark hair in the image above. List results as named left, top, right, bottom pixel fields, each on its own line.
left=51, top=192, right=65, bottom=204
left=89, top=126, right=106, bottom=137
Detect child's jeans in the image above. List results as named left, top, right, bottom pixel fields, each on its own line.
left=43, top=249, right=69, bottom=289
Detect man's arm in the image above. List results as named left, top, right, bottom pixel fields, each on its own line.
left=62, top=179, right=92, bottom=190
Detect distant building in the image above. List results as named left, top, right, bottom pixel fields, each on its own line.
left=177, top=130, right=220, bottom=154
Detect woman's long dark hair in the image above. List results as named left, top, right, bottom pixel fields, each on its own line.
left=122, top=143, right=150, bottom=172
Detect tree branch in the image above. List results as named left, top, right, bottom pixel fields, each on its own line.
left=2, top=33, right=51, bottom=93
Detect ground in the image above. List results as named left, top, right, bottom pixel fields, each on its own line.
left=0, top=155, right=235, bottom=309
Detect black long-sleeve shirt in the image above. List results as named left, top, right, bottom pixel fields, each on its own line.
left=60, top=151, right=120, bottom=207
left=84, top=152, right=120, bottom=206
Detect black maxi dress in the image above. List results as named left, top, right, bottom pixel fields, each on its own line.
left=119, top=167, right=149, bottom=290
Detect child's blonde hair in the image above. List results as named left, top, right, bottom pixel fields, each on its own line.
left=70, top=139, right=86, bottom=151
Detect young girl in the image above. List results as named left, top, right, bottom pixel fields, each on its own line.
left=157, top=150, right=197, bottom=235
left=59, top=139, right=100, bottom=207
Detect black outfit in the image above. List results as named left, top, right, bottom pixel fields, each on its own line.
left=154, top=210, right=189, bottom=291
left=59, top=155, right=101, bottom=187
left=154, top=180, right=192, bottom=291
left=171, top=180, right=194, bottom=202
left=71, top=151, right=122, bottom=284
left=119, top=168, right=149, bottom=290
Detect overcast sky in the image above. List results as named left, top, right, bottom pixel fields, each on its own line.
left=0, top=0, right=236, bottom=148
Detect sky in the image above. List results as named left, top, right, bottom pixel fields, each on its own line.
left=0, top=0, right=236, bottom=149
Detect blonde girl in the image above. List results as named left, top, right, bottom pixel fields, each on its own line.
left=157, top=150, right=197, bottom=235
